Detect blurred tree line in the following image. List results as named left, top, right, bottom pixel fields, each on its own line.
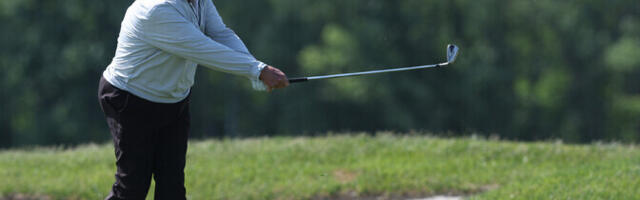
left=0, top=0, right=638, bottom=148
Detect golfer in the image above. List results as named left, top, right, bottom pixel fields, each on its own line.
left=97, top=0, right=288, bottom=199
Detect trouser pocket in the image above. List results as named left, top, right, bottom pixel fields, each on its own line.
left=98, top=76, right=131, bottom=115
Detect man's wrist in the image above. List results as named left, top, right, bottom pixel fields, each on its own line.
left=259, top=65, right=270, bottom=81
left=256, top=62, right=268, bottom=81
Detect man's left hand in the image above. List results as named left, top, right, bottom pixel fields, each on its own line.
left=259, top=66, right=289, bottom=92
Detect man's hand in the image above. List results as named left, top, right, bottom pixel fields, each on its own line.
left=259, top=66, right=289, bottom=92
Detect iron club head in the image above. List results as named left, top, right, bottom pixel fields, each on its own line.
left=447, top=44, right=459, bottom=64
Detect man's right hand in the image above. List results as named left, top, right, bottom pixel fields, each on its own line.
left=259, top=66, right=289, bottom=92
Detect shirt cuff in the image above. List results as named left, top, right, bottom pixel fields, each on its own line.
left=250, top=61, right=268, bottom=91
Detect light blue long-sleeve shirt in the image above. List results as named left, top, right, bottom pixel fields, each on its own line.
left=103, top=0, right=266, bottom=103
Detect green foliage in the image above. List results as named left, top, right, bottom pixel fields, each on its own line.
left=1, top=134, right=638, bottom=199
left=534, top=68, right=571, bottom=109
left=1, top=0, right=639, bottom=147
left=606, top=37, right=640, bottom=72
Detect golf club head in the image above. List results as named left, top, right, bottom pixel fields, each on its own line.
left=447, top=44, right=459, bottom=64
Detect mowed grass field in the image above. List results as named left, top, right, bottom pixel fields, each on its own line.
left=0, top=133, right=638, bottom=200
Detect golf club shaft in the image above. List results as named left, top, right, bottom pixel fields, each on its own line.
left=288, top=62, right=450, bottom=83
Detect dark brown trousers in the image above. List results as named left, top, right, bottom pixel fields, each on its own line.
left=98, top=76, right=190, bottom=200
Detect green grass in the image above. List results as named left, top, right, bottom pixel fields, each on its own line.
left=1, top=133, right=638, bottom=199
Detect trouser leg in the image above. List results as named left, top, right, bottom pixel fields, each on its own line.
left=106, top=118, right=155, bottom=200
left=153, top=99, right=190, bottom=200
left=99, top=77, right=156, bottom=200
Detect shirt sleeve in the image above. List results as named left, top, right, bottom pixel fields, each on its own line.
left=203, top=0, right=253, bottom=56
left=136, top=4, right=266, bottom=87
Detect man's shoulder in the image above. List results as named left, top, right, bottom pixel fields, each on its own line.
left=132, top=0, right=186, bottom=16
left=135, top=0, right=182, bottom=6
left=121, top=0, right=187, bottom=35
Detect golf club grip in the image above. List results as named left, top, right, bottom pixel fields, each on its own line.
left=288, top=77, right=308, bottom=83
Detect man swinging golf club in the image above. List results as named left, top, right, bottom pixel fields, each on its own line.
left=97, top=0, right=288, bottom=199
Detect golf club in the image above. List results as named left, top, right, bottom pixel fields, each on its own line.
left=288, top=44, right=459, bottom=83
